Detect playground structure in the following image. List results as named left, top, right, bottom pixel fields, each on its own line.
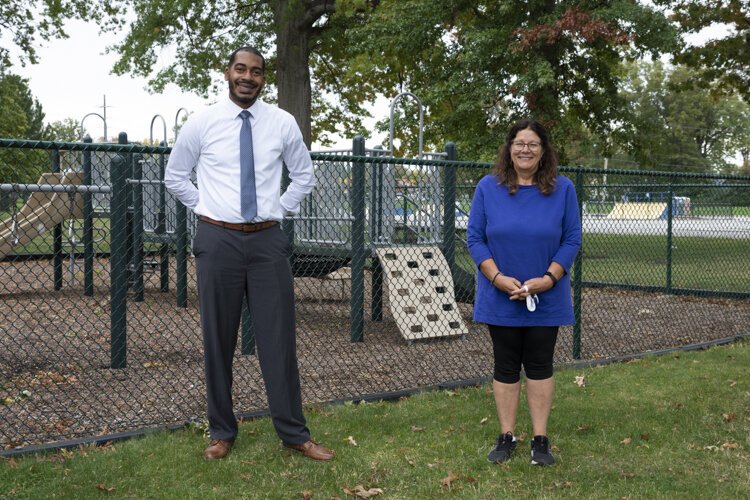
left=0, top=171, right=84, bottom=259
left=0, top=94, right=475, bottom=357
left=605, top=192, right=691, bottom=220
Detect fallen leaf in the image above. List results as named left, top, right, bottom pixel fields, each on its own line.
left=640, top=433, right=650, bottom=441
left=445, top=391, right=457, bottom=397
left=343, top=485, right=383, bottom=498
left=574, top=375, right=586, bottom=387
left=346, top=436, right=358, bottom=447
left=576, top=424, right=592, bottom=433
left=5, top=458, right=18, bottom=469
left=722, top=413, right=737, bottom=422
left=621, top=438, right=632, bottom=445
left=728, top=381, right=737, bottom=387
left=410, top=426, right=424, bottom=433
left=722, top=442, right=739, bottom=450
left=301, top=490, right=313, bottom=500
left=440, top=471, right=459, bottom=488
left=479, top=417, right=488, bottom=425
left=95, top=484, right=114, bottom=492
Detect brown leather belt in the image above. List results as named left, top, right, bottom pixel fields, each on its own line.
left=199, top=215, right=278, bottom=233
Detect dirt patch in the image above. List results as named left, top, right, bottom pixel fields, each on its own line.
left=1, top=258, right=748, bottom=450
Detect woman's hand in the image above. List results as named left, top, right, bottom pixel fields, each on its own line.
left=494, top=275, right=524, bottom=299
left=509, top=276, right=554, bottom=301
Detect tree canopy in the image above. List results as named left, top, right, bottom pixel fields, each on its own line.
left=659, top=0, right=750, bottom=101
left=0, top=0, right=88, bottom=68
left=318, top=0, right=679, bottom=160
left=2, top=0, right=749, bottom=175
left=614, top=61, right=750, bottom=174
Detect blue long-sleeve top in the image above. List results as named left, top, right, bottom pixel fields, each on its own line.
left=467, top=174, right=582, bottom=326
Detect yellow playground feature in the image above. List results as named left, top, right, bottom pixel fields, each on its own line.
left=606, top=202, right=668, bottom=220
left=0, top=171, right=84, bottom=259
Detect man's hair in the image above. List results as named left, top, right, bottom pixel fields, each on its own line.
left=228, top=47, right=266, bottom=71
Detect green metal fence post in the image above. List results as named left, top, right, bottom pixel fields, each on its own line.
left=666, top=182, right=674, bottom=294
left=83, top=135, right=94, bottom=296
left=371, top=145, right=385, bottom=322
left=175, top=199, right=188, bottom=308
left=351, top=136, right=366, bottom=342
left=131, top=153, right=145, bottom=302
left=110, top=132, right=129, bottom=368
left=52, top=149, right=63, bottom=290
left=158, top=142, right=169, bottom=292
left=573, top=169, right=584, bottom=359
left=442, top=142, right=457, bottom=273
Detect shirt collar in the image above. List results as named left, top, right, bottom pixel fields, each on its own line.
left=224, top=97, right=263, bottom=120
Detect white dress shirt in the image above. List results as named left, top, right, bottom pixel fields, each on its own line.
left=165, top=98, right=316, bottom=223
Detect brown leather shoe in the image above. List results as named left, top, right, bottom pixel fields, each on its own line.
left=283, top=440, right=335, bottom=461
left=203, top=439, right=234, bottom=460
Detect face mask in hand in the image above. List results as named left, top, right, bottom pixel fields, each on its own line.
left=526, top=294, right=539, bottom=312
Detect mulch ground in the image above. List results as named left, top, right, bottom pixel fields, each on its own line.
left=1, top=257, right=748, bottom=451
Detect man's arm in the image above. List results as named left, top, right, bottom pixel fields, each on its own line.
left=279, top=119, right=315, bottom=216
left=165, top=118, right=201, bottom=210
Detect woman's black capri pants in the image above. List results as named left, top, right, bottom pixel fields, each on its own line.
left=488, top=325, right=559, bottom=384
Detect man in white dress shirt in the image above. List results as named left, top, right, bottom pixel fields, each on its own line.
left=165, top=47, right=334, bottom=461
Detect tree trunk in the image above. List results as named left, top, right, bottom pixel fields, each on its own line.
left=273, top=1, right=314, bottom=148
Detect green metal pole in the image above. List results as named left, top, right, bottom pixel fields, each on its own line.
left=175, top=199, right=188, bottom=308
left=158, top=142, right=169, bottom=292
left=131, top=153, right=145, bottom=302
left=52, top=149, right=63, bottom=290
left=371, top=146, right=385, bottom=322
left=666, top=183, right=674, bottom=294
left=351, top=136, right=366, bottom=342
left=573, top=169, right=584, bottom=359
left=83, top=135, right=94, bottom=296
left=442, top=142, right=457, bottom=273
left=110, top=132, right=129, bottom=368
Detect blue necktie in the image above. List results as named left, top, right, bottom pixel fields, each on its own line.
left=239, top=110, right=257, bottom=221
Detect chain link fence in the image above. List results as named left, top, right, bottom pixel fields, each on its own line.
left=1, top=137, right=749, bottom=453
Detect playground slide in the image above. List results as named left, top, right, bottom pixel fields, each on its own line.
left=0, top=171, right=84, bottom=259
left=607, top=202, right=667, bottom=220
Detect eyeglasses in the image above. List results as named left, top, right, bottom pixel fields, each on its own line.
left=510, top=141, right=542, bottom=152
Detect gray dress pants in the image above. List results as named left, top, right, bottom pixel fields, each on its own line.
left=193, top=220, right=310, bottom=444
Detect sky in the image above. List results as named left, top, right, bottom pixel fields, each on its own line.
left=9, top=18, right=734, bottom=150
left=10, top=19, right=369, bottom=149
left=11, top=20, right=211, bottom=144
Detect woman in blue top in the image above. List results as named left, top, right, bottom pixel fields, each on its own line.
left=467, top=119, right=581, bottom=466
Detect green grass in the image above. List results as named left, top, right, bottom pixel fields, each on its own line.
left=2, top=340, right=748, bottom=499
left=456, top=233, right=750, bottom=293
left=582, top=233, right=750, bottom=291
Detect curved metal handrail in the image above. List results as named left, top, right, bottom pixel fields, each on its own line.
left=388, top=92, right=424, bottom=159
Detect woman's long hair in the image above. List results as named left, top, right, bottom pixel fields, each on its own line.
left=493, top=119, right=558, bottom=195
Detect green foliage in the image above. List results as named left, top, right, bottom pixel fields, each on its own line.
left=1, top=341, right=749, bottom=497
left=663, top=0, right=750, bottom=101
left=45, top=117, right=81, bottom=142
left=615, top=61, right=750, bottom=173
left=324, top=0, right=679, bottom=160
left=0, top=73, right=45, bottom=140
left=0, top=0, right=88, bottom=68
left=0, top=73, right=48, bottom=185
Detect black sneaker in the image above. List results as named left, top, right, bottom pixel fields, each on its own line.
left=487, top=432, right=517, bottom=463
left=530, top=435, right=555, bottom=466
